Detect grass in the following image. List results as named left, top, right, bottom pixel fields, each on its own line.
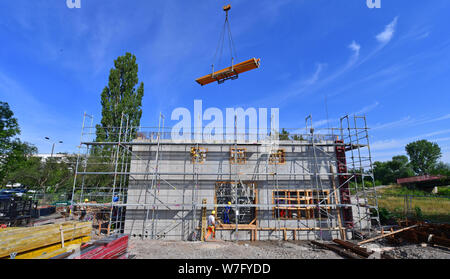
left=376, top=185, right=450, bottom=223
left=377, top=184, right=450, bottom=197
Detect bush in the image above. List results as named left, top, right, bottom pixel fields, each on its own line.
left=414, top=206, right=423, bottom=221
left=438, top=186, right=450, bottom=197
left=377, top=207, right=392, bottom=224
left=363, top=180, right=374, bottom=188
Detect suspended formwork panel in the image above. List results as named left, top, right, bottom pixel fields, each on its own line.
left=195, top=58, right=261, bottom=86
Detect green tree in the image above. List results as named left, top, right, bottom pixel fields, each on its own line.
left=95, top=52, right=144, bottom=144
left=279, top=128, right=290, bottom=140
left=389, top=155, right=415, bottom=179
left=431, top=162, right=450, bottom=176
left=291, top=134, right=304, bottom=141
left=373, top=161, right=393, bottom=185
left=405, top=140, right=441, bottom=175
left=1, top=140, right=38, bottom=185
left=373, top=155, right=414, bottom=185
left=87, top=53, right=144, bottom=195
left=0, top=102, right=38, bottom=184
left=3, top=152, right=79, bottom=193
left=0, top=102, right=20, bottom=152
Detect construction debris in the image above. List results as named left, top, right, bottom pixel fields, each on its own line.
left=311, top=240, right=363, bottom=259
left=332, top=239, right=394, bottom=259
left=386, top=223, right=450, bottom=248
left=333, top=239, right=373, bottom=257
left=71, top=204, right=113, bottom=235
left=358, top=224, right=419, bottom=245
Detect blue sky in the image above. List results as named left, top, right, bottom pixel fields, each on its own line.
left=0, top=0, right=449, bottom=163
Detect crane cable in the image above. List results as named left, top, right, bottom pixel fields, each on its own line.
left=212, top=3, right=238, bottom=71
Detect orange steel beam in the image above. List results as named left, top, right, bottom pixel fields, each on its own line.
left=195, top=58, right=261, bottom=86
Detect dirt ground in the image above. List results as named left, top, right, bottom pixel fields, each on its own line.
left=127, top=238, right=450, bottom=259
left=128, top=239, right=343, bottom=259
left=362, top=241, right=450, bottom=259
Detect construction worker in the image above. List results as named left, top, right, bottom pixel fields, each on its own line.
left=223, top=202, right=231, bottom=224
left=80, top=199, right=88, bottom=221
left=205, top=210, right=216, bottom=241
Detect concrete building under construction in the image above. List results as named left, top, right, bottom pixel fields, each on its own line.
left=71, top=114, right=380, bottom=241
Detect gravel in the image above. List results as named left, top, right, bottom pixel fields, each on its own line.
left=128, top=238, right=450, bottom=259
left=382, top=244, right=450, bottom=259
left=128, top=239, right=344, bottom=259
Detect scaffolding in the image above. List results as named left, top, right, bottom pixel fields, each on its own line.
left=70, top=113, right=381, bottom=241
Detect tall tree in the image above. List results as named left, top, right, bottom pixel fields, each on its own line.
left=95, top=52, right=144, bottom=144
left=0, top=102, right=38, bottom=184
left=405, top=139, right=441, bottom=175
left=0, top=101, right=20, bottom=154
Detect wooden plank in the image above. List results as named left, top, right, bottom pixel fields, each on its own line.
left=201, top=199, right=207, bottom=241
left=0, top=221, right=76, bottom=237
left=333, top=239, right=372, bottom=258
left=216, top=224, right=257, bottom=230
left=31, top=244, right=80, bottom=259
left=12, top=236, right=90, bottom=259
left=311, top=241, right=363, bottom=259
left=198, top=226, right=342, bottom=232
left=358, top=225, right=418, bottom=245
left=195, top=58, right=261, bottom=86
left=258, top=227, right=341, bottom=231
left=0, top=221, right=90, bottom=241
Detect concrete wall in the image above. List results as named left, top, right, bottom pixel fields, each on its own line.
left=124, top=139, right=345, bottom=240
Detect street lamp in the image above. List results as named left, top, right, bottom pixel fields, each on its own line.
left=44, top=137, right=63, bottom=158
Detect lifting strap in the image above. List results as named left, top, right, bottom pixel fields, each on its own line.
left=212, top=4, right=238, bottom=76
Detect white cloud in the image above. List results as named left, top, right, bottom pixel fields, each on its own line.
left=433, top=114, right=450, bottom=122
left=250, top=38, right=366, bottom=108
left=372, top=116, right=412, bottom=130
left=304, top=63, right=325, bottom=85
left=371, top=129, right=450, bottom=152
left=307, top=101, right=379, bottom=130
left=356, top=101, right=380, bottom=115
left=312, top=119, right=332, bottom=128
left=376, top=17, right=398, bottom=44
left=348, top=41, right=361, bottom=58
left=372, top=113, right=450, bottom=131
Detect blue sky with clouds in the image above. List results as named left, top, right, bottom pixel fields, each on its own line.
left=0, top=0, right=449, bottom=163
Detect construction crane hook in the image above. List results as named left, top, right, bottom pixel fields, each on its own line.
left=194, top=1, right=261, bottom=86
